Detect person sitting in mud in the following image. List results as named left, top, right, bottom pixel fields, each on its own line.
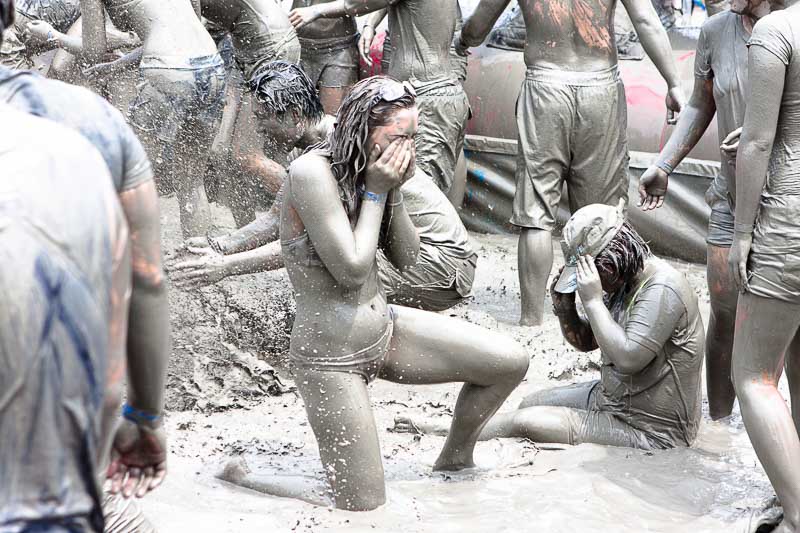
left=289, top=0, right=471, bottom=200
left=170, top=62, right=477, bottom=312
left=639, top=0, right=776, bottom=421
left=290, top=0, right=359, bottom=114
left=396, top=202, right=705, bottom=451
left=77, top=0, right=226, bottom=242
left=215, top=76, right=529, bottom=511
left=0, top=2, right=169, bottom=527
left=0, top=101, right=131, bottom=531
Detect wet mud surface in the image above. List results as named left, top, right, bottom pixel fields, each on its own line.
left=151, top=196, right=779, bottom=532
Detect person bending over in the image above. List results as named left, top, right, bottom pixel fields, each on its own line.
left=216, top=77, right=528, bottom=511
left=170, top=63, right=477, bottom=312
left=638, top=0, right=776, bottom=420
left=396, top=202, right=705, bottom=451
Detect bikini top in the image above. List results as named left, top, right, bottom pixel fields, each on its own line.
left=281, top=230, right=324, bottom=269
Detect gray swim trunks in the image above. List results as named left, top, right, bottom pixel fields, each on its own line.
left=705, top=175, right=734, bottom=247
left=299, top=34, right=359, bottom=89
left=511, top=66, right=629, bottom=231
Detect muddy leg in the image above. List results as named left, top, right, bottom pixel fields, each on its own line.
left=446, top=150, right=467, bottom=208
left=216, top=457, right=331, bottom=507
left=733, top=293, right=800, bottom=533
left=318, top=86, right=349, bottom=115
left=174, top=118, right=214, bottom=239
left=381, top=305, right=529, bottom=471
left=785, top=331, right=800, bottom=440
left=706, top=244, right=738, bottom=420
left=518, top=228, right=553, bottom=327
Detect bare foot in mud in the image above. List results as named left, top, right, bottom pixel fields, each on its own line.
left=518, top=315, right=542, bottom=328
left=392, top=415, right=450, bottom=436
left=433, top=456, right=478, bottom=472
left=217, top=457, right=251, bottom=485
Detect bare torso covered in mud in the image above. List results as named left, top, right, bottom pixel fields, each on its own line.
left=281, top=150, right=392, bottom=363
left=201, top=0, right=298, bottom=77
left=102, top=0, right=216, bottom=58
left=516, top=0, right=618, bottom=71
left=291, top=0, right=356, bottom=40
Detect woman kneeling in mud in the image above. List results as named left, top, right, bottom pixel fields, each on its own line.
left=218, top=76, right=529, bottom=511
left=398, top=203, right=705, bottom=451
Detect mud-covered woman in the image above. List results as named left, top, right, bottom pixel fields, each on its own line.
left=217, top=77, right=529, bottom=511
left=727, top=1, right=800, bottom=530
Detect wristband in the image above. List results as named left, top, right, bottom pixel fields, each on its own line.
left=655, top=160, right=674, bottom=175
left=734, top=222, right=754, bottom=235
left=123, top=403, right=162, bottom=425
left=362, top=190, right=387, bottom=204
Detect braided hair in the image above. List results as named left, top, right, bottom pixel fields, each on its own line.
left=319, top=76, right=415, bottom=217
left=248, top=60, right=324, bottom=124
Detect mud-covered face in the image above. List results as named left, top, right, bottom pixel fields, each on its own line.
left=366, top=106, right=419, bottom=178
left=596, top=262, right=625, bottom=294
left=254, top=106, right=304, bottom=147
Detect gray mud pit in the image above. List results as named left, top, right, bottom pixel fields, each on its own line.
left=148, top=197, right=780, bottom=532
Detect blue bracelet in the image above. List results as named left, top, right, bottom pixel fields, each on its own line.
left=362, top=190, right=387, bottom=204
left=122, top=403, right=161, bottom=424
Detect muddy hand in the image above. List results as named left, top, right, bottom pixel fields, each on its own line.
left=359, top=25, right=376, bottom=67
left=107, top=419, right=167, bottom=499
left=728, top=232, right=752, bottom=293
left=638, top=166, right=668, bottom=210
left=720, top=127, right=742, bottom=154
left=364, top=139, right=413, bottom=194
left=665, top=86, right=686, bottom=123
left=25, top=20, right=57, bottom=46
left=550, top=265, right=575, bottom=313
left=453, top=33, right=471, bottom=57
left=288, top=7, right=320, bottom=30
left=168, top=246, right=227, bottom=288
left=576, top=255, right=603, bottom=304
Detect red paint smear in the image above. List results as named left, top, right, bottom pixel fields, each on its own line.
left=625, top=84, right=664, bottom=107
left=677, top=51, right=696, bottom=62
left=573, top=0, right=612, bottom=51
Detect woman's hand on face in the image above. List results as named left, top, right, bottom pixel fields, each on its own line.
left=576, top=255, right=604, bottom=304
left=364, top=139, right=413, bottom=195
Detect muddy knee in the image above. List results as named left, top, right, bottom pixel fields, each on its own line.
left=494, top=341, right=530, bottom=385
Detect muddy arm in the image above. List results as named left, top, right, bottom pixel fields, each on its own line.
left=289, top=157, right=388, bottom=289
left=213, top=185, right=284, bottom=255
left=460, top=0, right=512, bottom=48
left=655, top=78, right=716, bottom=172
left=119, top=181, right=171, bottom=416
left=554, top=298, right=599, bottom=352
left=381, top=188, right=419, bottom=272
left=80, top=0, right=107, bottom=63
left=623, top=0, right=681, bottom=91
left=733, top=44, right=785, bottom=227
left=583, top=284, right=683, bottom=374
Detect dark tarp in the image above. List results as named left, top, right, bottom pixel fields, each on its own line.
left=461, top=135, right=717, bottom=264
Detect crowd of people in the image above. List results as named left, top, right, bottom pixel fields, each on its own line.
left=1, top=0, right=799, bottom=530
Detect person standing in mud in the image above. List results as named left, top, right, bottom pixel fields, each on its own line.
left=79, top=0, right=226, bottom=241
left=455, top=0, right=686, bottom=327
left=289, top=0, right=472, bottom=199
left=216, top=77, right=529, bottom=511
left=396, top=202, right=705, bottom=452
left=727, top=1, right=800, bottom=531
left=0, top=1, right=169, bottom=527
left=289, top=0, right=359, bottom=114
left=0, top=99, right=131, bottom=530
left=638, top=0, right=774, bottom=420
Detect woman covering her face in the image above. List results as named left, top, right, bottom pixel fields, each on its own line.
left=222, top=76, right=529, bottom=511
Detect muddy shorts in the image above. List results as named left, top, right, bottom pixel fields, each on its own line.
left=129, top=54, right=227, bottom=166
left=705, top=175, right=734, bottom=248
left=377, top=249, right=476, bottom=312
left=522, top=381, right=660, bottom=450
left=298, top=35, right=359, bottom=89
left=511, top=66, right=629, bottom=231
left=291, top=314, right=394, bottom=384
left=748, top=194, right=800, bottom=303
left=414, top=80, right=471, bottom=194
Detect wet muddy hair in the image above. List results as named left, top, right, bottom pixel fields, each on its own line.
left=322, top=76, right=416, bottom=216
left=0, top=0, right=14, bottom=37
left=248, top=61, right=324, bottom=124
left=595, top=221, right=651, bottom=289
